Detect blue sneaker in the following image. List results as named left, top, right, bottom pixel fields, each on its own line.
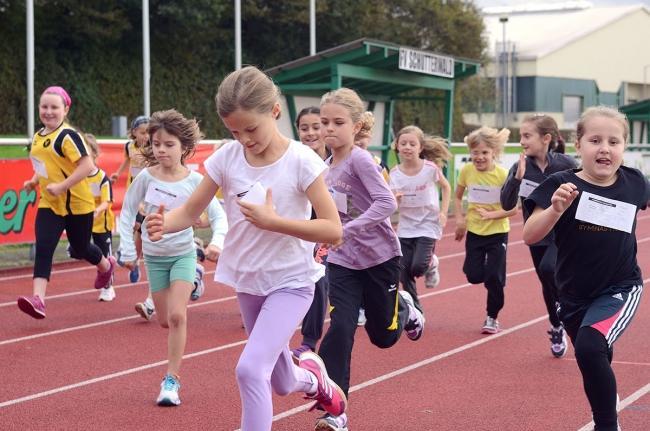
left=156, top=374, right=181, bottom=406
left=129, top=264, right=140, bottom=283
left=190, top=263, right=205, bottom=301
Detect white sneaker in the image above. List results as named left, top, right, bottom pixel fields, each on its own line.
left=481, top=316, right=499, bottom=334
left=357, top=308, right=367, bottom=326
left=156, top=374, right=181, bottom=406
left=424, top=255, right=440, bottom=289
left=399, top=290, right=425, bottom=341
left=98, top=286, right=116, bottom=302
left=190, top=263, right=205, bottom=301
left=135, top=298, right=155, bottom=321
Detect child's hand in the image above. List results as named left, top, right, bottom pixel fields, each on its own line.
left=23, top=178, right=38, bottom=192
left=46, top=182, right=66, bottom=196
left=515, top=152, right=526, bottom=180
left=454, top=218, right=466, bottom=242
left=145, top=205, right=165, bottom=242
left=329, top=238, right=344, bottom=251
left=204, top=244, right=222, bottom=262
left=110, top=172, right=119, bottom=183
left=394, top=191, right=404, bottom=206
left=439, top=212, right=448, bottom=228
left=551, top=182, right=579, bottom=214
left=237, top=188, right=279, bottom=230
left=475, top=207, right=494, bottom=220
left=123, top=260, right=137, bottom=271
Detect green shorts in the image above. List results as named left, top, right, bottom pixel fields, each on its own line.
left=144, top=251, right=196, bottom=293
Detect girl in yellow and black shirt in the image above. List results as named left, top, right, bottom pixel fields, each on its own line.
left=18, top=86, right=116, bottom=319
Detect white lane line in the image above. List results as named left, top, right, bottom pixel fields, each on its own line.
left=248, top=314, right=551, bottom=430
left=576, top=383, right=650, bottom=431
left=0, top=313, right=548, bottom=412
left=0, top=294, right=235, bottom=346
left=0, top=263, right=539, bottom=346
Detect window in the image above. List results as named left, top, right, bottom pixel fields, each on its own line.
left=563, top=95, right=582, bottom=129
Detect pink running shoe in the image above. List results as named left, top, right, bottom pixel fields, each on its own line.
left=94, top=256, right=116, bottom=289
left=17, top=295, right=46, bottom=319
left=298, top=351, right=347, bottom=417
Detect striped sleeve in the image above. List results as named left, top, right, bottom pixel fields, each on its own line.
left=55, top=129, right=89, bottom=162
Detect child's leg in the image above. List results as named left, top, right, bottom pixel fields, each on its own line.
left=236, top=287, right=315, bottom=431
left=565, top=285, right=642, bottom=431
left=363, top=256, right=408, bottom=347
left=32, top=208, right=66, bottom=297
left=463, top=232, right=487, bottom=285
left=483, top=233, right=508, bottom=319
left=530, top=244, right=561, bottom=327
left=398, top=237, right=419, bottom=309
left=153, top=280, right=192, bottom=376
left=298, top=274, right=329, bottom=351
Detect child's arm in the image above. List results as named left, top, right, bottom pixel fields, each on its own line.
left=475, top=206, right=518, bottom=220
left=118, top=174, right=148, bottom=262
left=147, top=175, right=220, bottom=241
left=94, top=201, right=109, bottom=219
left=437, top=175, right=451, bottom=228
left=237, top=174, right=342, bottom=244
left=23, top=173, right=39, bottom=192
left=110, top=147, right=130, bottom=182
left=523, top=182, right=578, bottom=244
left=500, top=158, right=523, bottom=211
left=453, top=184, right=467, bottom=241
left=46, top=156, right=94, bottom=197
left=204, top=197, right=228, bottom=261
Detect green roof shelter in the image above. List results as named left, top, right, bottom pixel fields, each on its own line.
left=266, top=38, right=480, bottom=162
left=621, top=99, right=650, bottom=144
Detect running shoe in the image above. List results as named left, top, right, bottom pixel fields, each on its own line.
left=291, top=344, right=314, bottom=361
left=424, top=254, right=440, bottom=289
left=190, top=263, right=205, bottom=301
left=156, top=374, right=181, bottom=406
left=135, top=299, right=155, bottom=321
left=357, top=308, right=367, bottom=326
left=481, top=316, right=499, bottom=334
left=129, top=264, right=140, bottom=283
left=315, top=413, right=349, bottom=431
left=194, top=237, right=206, bottom=262
left=399, top=290, right=425, bottom=341
left=17, top=295, right=46, bottom=319
left=299, top=351, right=347, bottom=417
left=94, top=256, right=116, bottom=289
left=98, top=286, right=116, bottom=302
left=548, top=325, right=568, bottom=358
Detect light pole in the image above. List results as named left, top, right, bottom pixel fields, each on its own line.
left=499, top=16, right=509, bottom=128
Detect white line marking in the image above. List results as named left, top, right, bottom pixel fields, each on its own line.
left=576, top=382, right=650, bottom=431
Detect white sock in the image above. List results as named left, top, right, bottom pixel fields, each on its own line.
left=305, top=371, right=318, bottom=394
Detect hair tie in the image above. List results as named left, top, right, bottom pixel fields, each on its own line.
left=43, top=86, right=72, bottom=107
left=131, top=115, right=150, bottom=130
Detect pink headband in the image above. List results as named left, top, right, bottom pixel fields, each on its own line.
left=43, top=86, right=72, bottom=108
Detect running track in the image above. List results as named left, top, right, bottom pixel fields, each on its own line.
left=1, top=216, right=649, bottom=430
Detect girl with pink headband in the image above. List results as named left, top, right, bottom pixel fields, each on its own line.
left=18, top=86, right=116, bottom=319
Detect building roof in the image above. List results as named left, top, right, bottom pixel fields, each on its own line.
left=483, top=3, right=649, bottom=59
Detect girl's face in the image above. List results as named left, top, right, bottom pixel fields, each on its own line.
left=519, top=121, right=549, bottom=158
left=575, top=116, right=626, bottom=185
left=151, top=128, right=183, bottom=169
left=221, top=105, right=279, bottom=156
left=320, top=103, right=360, bottom=152
left=470, top=141, right=496, bottom=172
left=354, top=134, right=371, bottom=150
left=298, top=113, right=324, bottom=153
left=39, top=93, right=69, bottom=132
left=132, top=124, right=149, bottom=146
left=396, top=133, right=422, bottom=161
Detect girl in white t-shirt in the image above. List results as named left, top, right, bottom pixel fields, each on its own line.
left=390, top=126, right=451, bottom=312
left=145, top=66, right=346, bottom=431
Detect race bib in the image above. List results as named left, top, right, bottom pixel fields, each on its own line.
left=238, top=181, right=267, bottom=205
left=575, top=191, right=636, bottom=233
left=467, top=185, right=501, bottom=204
left=144, top=183, right=183, bottom=211
left=400, top=186, right=433, bottom=208
left=518, top=179, right=540, bottom=198
left=30, top=156, right=48, bottom=179
left=332, top=190, right=348, bottom=214
left=90, top=182, right=101, bottom=197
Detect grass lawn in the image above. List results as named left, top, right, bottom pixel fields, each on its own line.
left=0, top=145, right=29, bottom=159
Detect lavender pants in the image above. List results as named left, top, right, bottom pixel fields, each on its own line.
left=236, top=285, right=315, bottom=431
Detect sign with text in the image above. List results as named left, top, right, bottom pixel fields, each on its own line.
left=398, top=47, right=454, bottom=78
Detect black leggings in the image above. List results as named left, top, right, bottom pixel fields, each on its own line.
left=529, top=244, right=561, bottom=327
left=34, top=208, right=103, bottom=280
left=399, top=236, right=435, bottom=312
left=573, top=327, right=618, bottom=431
left=69, top=232, right=112, bottom=259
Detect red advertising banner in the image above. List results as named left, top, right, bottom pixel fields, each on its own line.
left=0, top=141, right=219, bottom=245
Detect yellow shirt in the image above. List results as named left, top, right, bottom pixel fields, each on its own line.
left=87, top=168, right=115, bottom=233
left=125, top=140, right=147, bottom=186
left=457, top=163, right=509, bottom=236
left=30, top=122, right=94, bottom=216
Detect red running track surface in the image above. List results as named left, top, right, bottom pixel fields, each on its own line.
left=1, top=216, right=649, bottom=431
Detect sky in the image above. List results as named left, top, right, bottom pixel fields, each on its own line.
left=474, top=0, right=650, bottom=8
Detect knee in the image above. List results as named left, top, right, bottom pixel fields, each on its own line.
left=370, top=334, right=398, bottom=349
left=236, top=357, right=266, bottom=388
left=465, top=271, right=484, bottom=285
left=411, top=261, right=428, bottom=278
left=574, top=329, right=608, bottom=367
left=167, top=311, right=186, bottom=329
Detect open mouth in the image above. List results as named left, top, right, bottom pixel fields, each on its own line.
left=596, top=158, right=611, bottom=166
